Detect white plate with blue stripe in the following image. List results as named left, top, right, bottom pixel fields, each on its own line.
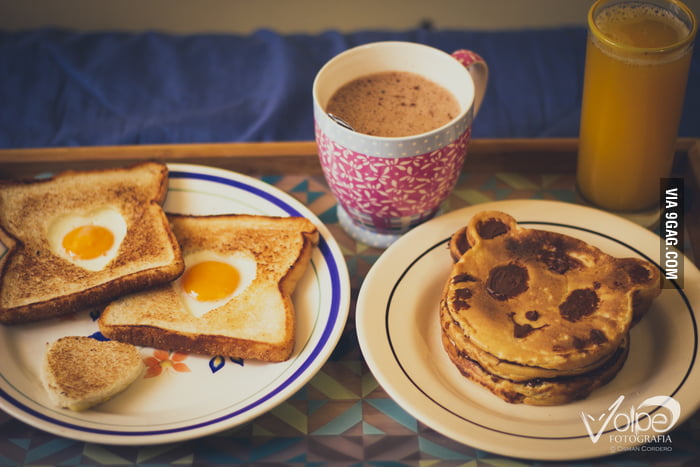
left=357, top=199, right=700, bottom=461
left=0, top=163, right=350, bottom=445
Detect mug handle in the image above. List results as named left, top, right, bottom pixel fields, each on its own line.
left=451, top=50, right=488, bottom=118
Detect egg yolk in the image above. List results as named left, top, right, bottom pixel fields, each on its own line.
left=62, top=225, right=115, bottom=260
left=181, top=261, right=240, bottom=302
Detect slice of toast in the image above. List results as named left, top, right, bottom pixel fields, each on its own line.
left=41, top=336, right=145, bottom=411
left=98, top=214, right=319, bottom=362
left=0, top=162, right=184, bottom=324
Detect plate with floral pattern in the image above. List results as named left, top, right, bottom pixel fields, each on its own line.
left=0, top=163, right=350, bottom=445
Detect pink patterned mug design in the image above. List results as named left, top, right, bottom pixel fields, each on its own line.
left=313, top=42, right=488, bottom=246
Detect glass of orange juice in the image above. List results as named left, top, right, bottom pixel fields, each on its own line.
left=577, top=0, right=697, bottom=220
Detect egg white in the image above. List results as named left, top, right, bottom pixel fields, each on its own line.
left=176, top=250, right=257, bottom=318
left=47, top=207, right=127, bottom=271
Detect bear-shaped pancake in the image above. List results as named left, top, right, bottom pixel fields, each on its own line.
left=440, top=210, right=660, bottom=404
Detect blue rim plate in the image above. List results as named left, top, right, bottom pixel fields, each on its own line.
left=356, top=199, right=700, bottom=461
left=0, top=163, right=350, bottom=445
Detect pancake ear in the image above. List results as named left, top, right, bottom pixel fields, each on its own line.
left=449, top=211, right=518, bottom=262
left=466, top=211, right=517, bottom=248
left=615, top=257, right=661, bottom=325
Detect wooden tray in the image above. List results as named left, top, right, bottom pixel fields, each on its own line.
left=1, top=138, right=698, bottom=261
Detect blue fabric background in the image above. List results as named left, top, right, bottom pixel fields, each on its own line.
left=0, top=27, right=698, bottom=148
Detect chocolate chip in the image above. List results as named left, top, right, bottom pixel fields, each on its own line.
left=506, top=233, right=582, bottom=274
left=524, top=379, right=545, bottom=388
left=476, top=218, right=510, bottom=239
left=525, top=310, right=539, bottom=321
left=453, top=299, right=470, bottom=310
left=454, top=288, right=472, bottom=300
left=453, top=273, right=479, bottom=283
left=454, top=233, right=471, bottom=257
left=486, top=263, right=529, bottom=301
left=570, top=329, right=608, bottom=352
left=625, top=262, right=652, bottom=284
left=559, top=288, right=600, bottom=322
left=503, top=391, right=526, bottom=403
left=540, top=248, right=581, bottom=274
left=589, top=329, right=608, bottom=344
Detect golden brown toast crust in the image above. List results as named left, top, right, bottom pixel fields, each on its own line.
left=441, top=210, right=660, bottom=404
left=0, top=162, right=184, bottom=324
left=99, top=214, right=319, bottom=362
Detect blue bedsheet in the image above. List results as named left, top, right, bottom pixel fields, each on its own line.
left=1, top=27, right=698, bottom=148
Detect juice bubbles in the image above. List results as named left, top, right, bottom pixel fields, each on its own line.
left=577, top=0, right=697, bottom=212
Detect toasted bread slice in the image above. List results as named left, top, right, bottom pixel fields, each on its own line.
left=0, top=162, right=184, bottom=324
left=41, top=336, right=145, bottom=411
left=440, top=211, right=660, bottom=403
left=98, top=214, right=319, bottom=362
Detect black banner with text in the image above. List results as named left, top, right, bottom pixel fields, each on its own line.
left=660, top=178, right=684, bottom=289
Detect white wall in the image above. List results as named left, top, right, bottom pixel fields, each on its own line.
left=1, top=0, right=699, bottom=34
left=0, top=0, right=690, bottom=34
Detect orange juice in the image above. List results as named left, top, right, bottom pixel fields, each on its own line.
left=577, top=0, right=696, bottom=212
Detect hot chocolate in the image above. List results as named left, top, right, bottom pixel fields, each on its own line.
left=325, top=71, right=460, bottom=137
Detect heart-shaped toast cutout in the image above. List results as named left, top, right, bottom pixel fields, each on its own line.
left=41, top=336, right=145, bottom=411
left=47, top=207, right=128, bottom=271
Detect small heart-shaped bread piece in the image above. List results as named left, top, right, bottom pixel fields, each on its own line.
left=41, top=336, right=145, bottom=411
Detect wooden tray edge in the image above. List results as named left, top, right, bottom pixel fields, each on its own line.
left=2, top=138, right=698, bottom=263
left=0, top=138, right=696, bottom=178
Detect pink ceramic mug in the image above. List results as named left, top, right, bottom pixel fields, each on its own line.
left=313, top=41, right=488, bottom=248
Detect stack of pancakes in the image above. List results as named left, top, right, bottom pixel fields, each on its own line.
left=440, top=210, right=660, bottom=405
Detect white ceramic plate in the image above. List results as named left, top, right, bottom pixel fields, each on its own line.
left=0, top=163, right=350, bottom=445
left=357, top=199, right=700, bottom=461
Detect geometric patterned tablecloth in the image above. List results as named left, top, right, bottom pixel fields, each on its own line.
left=1, top=171, right=698, bottom=466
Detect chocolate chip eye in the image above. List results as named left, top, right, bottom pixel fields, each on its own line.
left=559, top=288, right=600, bottom=322
left=476, top=218, right=510, bottom=239
left=486, top=263, right=529, bottom=301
